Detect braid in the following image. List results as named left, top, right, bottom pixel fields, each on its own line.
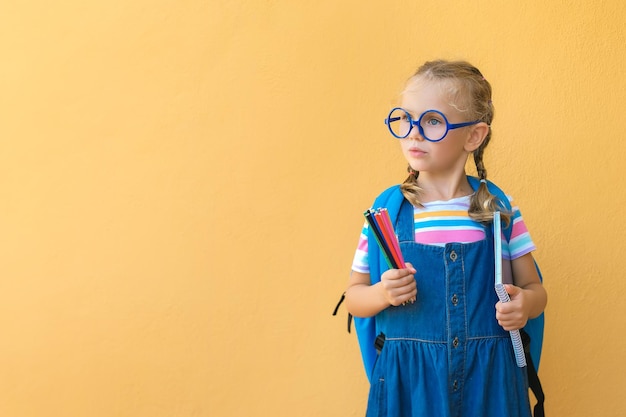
left=473, top=144, right=488, bottom=181
left=469, top=129, right=511, bottom=225
left=400, top=165, right=424, bottom=207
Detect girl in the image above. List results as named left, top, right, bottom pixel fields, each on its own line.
left=345, top=60, right=547, bottom=417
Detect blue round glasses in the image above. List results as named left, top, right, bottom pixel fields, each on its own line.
left=384, top=107, right=481, bottom=142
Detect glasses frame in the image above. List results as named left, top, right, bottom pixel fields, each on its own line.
left=385, top=107, right=481, bottom=142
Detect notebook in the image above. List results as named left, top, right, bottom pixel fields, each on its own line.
left=494, top=211, right=527, bottom=368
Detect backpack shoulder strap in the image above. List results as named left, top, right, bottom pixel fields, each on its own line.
left=368, top=185, right=404, bottom=284
left=354, top=184, right=404, bottom=381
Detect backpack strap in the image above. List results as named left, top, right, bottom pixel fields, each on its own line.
left=522, top=329, right=546, bottom=417
left=367, top=184, right=406, bottom=286
left=353, top=184, right=405, bottom=381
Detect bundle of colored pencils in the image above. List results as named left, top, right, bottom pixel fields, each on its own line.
left=364, top=208, right=406, bottom=269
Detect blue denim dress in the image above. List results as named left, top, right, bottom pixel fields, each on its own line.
left=365, top=199, right=531, bottom=417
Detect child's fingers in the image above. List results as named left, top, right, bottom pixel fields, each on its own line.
left=404, top=262, right=417, bottom=274
left=504, top=284, right=522, bottom=298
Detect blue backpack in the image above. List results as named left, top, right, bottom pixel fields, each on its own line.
left=334, top=176, right=545, bottom=416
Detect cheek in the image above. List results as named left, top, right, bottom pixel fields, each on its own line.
left=399, top=141, right=414, bottom=157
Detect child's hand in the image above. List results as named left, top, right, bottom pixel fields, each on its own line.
left=495, top=284, right=531, bottom=331
left=379, top=262, right=417, bottom=306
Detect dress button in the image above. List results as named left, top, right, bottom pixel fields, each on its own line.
left=452, top=380, right=459, bottom=390
left=450, top=251, right=458, bottom=261
left=453, top=337, right=459, bottom=348
left=451, top=294, right=458, bottom=306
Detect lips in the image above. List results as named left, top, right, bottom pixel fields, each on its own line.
left=408, top=147, right=427, bottom=157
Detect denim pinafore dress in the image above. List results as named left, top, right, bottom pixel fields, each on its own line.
left=366, top=199, right=531, bottom=417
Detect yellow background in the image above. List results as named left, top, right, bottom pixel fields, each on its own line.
left=1, top=1, right=625, bottom=416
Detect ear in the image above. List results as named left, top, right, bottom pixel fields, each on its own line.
left=464, top=122, right=490, bottom=152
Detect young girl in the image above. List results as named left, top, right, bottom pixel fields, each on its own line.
left=345, top=60, right=547, bottom=417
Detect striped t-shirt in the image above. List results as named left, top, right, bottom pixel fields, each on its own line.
left=351, top=195, right=535, bottom=274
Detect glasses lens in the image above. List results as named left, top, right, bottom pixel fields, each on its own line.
left=387, top=108, right=411, bottom=138
left=419, top=111, right=448, bottom=141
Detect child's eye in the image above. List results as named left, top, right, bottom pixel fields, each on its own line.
left=424, top=117, right=443, bottom=126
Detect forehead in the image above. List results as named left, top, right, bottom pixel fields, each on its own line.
left=400, top=78, right=464, bottom=116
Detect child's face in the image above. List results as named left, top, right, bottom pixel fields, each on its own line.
left=399, top=79, right=476, bottom=177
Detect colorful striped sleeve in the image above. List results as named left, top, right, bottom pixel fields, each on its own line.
left=503, top=196, right=536, bottom=260
left=351, top=222, right=370, bottom=274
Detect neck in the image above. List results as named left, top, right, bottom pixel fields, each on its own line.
left=417, top=172, right=472, bottom=202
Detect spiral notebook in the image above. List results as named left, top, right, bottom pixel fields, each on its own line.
left=494, top=211, right=527, bottom=368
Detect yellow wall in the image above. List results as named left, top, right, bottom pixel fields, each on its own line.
left=1, top=1, right=626, bottom=416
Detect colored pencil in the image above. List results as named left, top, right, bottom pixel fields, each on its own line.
left=364, top=209, right=396, bottom=269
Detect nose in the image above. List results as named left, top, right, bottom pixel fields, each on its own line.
left=407, top=124, right=425, bottom=141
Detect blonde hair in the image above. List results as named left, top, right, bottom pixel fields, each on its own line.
left=400, top=59, right=510, bottom=225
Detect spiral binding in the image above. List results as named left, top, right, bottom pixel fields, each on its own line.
left=494, top=212, right=527, bottom=368
left=495, top=283, right=527, bottom=367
